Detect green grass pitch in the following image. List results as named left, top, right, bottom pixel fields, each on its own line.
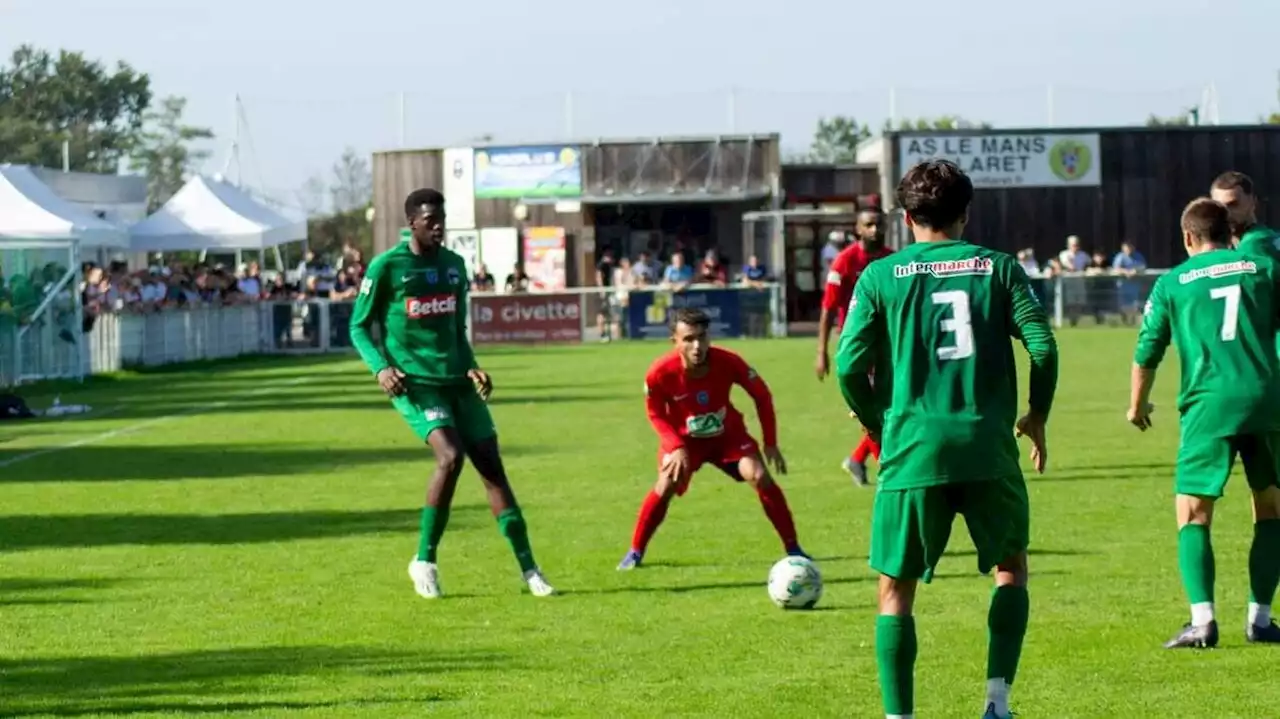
left=1, top=331, right=1278, bottom=717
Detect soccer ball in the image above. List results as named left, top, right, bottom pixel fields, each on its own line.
left=767, top=556, right=823, bottom=609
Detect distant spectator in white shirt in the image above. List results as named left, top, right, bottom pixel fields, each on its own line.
left=1016, top=249, right=1040, bottom=277
left=1058, top=235, right=1090, bottom=272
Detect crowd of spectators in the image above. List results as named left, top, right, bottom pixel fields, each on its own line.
left=1014, top=235, right=1151, bottom=325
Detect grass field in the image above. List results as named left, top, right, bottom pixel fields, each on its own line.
left=1, top=331, right=1279, bottom=718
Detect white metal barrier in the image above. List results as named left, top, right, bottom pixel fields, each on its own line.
left=1035, top=270, right=1169, bottom=328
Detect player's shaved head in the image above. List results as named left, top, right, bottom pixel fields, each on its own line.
left=1180, top=197, right=1231, bottom=247
left=896, top=160, right=973, bottom=232
left=404, top=188, right=445, bottom=219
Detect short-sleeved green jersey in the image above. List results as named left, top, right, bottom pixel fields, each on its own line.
left=1133, top=248, right=1280, bottom=434
left=835, top=240, right=1058, bottom=490
left=350, top=242, right=477, bottom=386
left=1236, top=225, right=1280, bottom=261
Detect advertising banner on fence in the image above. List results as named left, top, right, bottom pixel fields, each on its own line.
left=626, top=289, right=742, bottom=339
left=897, top=133, right=1101, bottom=188
left=522, top=226, right=567, bottom=291
left=474, top=146, right=582, bottom=199
left=470, top=293, right=582, bottom=344
left=442, top=147, right=476, bottom=229
left=445, top=229, right=480, bottom=277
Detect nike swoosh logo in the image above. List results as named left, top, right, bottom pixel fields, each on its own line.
left=401, top=274, right=416, bottom=282
left=673, top=394, right=688, bottom=400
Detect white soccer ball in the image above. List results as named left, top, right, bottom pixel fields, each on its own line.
left=767, top=556, right=823, bottom=609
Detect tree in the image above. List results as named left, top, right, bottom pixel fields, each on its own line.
left=295, top=174, right=329, bottom=218
left=1266, top=71, right=1280, bottom=124
left=807, top=116, right=872, bottom=164
left=1146, top=109, right=1197, bottom=127
left=0, top=45, right=151, bottom=172
left=886, top=116, right=992, bottom=131
left=329, top=147, right=372, bottom=214
left=127, top=96, right=213, bottom=211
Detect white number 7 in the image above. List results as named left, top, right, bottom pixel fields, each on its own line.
left=1210, top=284, right=1241, bottom=341
left=932, top=290, right=974, bottom=360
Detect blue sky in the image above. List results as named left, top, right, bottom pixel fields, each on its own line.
left=3, top=0, right=1274, bottom=206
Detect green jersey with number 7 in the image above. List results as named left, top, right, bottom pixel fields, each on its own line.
left=1134, top=248, right=1280, bottom=435
left=834, top=240, right=1058, bottom=490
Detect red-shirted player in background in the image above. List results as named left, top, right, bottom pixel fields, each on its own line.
left=814, top=207, right=892, bottom=487
left=617, top=307, right=808, bottom=570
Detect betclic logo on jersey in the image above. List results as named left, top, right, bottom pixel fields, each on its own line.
left=405, top=294, right=457, bottom=318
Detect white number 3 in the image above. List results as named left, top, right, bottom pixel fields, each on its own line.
left=933, top=290, right=974, bottom=360
left=1210, top=284, right=1240, bottom=341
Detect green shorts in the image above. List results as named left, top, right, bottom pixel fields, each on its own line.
left=390, top=384, right=496, bottom=447
left=1175, top=432, right=1280, bottom=498
left=870, top=477, right=1030, bottom=583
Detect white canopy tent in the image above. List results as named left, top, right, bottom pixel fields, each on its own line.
left=0, top=164, right=128, bottom=246
left=129, top=175, right=306, bottom=252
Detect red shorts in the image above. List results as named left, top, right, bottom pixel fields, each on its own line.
left=658, top=431, right=760, bottom=496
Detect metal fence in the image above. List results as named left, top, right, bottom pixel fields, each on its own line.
left=2, top=284, right=786, bottom=382
left=1, top=273, right=1177, bottom=384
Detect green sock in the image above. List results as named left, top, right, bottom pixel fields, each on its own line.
left=986, top=585, right=1030, bottom=685
left=1178, top=523, right=1215, bottom=605
left=1248, top=519, right=1280, bottom=606
left=497, top=507, right=537, bottom=573
left=417, top=506, right=449, bottom=562
left=875, top=615, right=916, bottom=716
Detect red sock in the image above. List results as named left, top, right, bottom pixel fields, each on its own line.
left=630, top=491, right=671, bottom=553
left=756, top=482, right=798, bottom=550
left=866, top=436, right=881, bottom=460
left=851, top=435, right=872, bottom=463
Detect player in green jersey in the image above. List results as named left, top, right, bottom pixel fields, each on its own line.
left=350, top=188, right=555, bottom=599
left=1129, top=197, right=1280, bottom=648
left=1210, top=171, right=1280, bottom=257
left=835, top=160, right=1058, bottom=719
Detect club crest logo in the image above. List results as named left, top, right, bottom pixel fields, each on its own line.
left=447, top=267, right=461, bottom=285
left=696, top=391, right=709, bottom=405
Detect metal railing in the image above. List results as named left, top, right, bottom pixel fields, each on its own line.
left=1033, top=270, right=1167, bottom=328
left=2, top=283, right=786, bottom=382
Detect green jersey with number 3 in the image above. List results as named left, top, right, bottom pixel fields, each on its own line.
left=835, top=240, right=1059, bottom=490
left=1134, top=248, right=1280, bottom=434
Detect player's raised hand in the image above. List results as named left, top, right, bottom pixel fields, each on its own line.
left=1015, top=412, right=1048, bottom=474
left=1127, top=402, right=1155, bottom=431
left=377, top=367, right=407, bottom=397
left=468, top=369, right=493, bottom=401
left=763, top=446, right=788, bottom=475
left=814, top=352, right=830, bottom=381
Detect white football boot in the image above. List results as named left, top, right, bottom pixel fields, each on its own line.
left=523, top=569, right=556, bottom=597
left=408, top=558, right=442, bottom=599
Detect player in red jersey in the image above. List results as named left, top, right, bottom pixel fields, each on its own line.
left=814, top=207, right=892, bottom=487
left=617, top=307, right=808, bottom=570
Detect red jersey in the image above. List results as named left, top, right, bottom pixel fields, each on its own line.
left=643, top=346, right=777, bottom=452
left=821, top=242, right=893, bottom=325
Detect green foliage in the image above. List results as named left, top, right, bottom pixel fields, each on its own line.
left=127, top=96, right=214, bottom=211
left=1146, top=112, right=1194, bottom=127
left=301, top=147, right=374, bottom=258
left=807, top=115, right=871, bottom=164
left=0, top=45, right=151, bottom=172
left=886, top=116, right=992, bottom=131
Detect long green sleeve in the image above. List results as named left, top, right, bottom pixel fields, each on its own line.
left=349, top=255, right=391, bottom=375
left=1132, top=277, right=1172, bottom=371
left=454, top=267, right=480, bottom=371
left=834, top=279, right=882, bottom=431
left=1006, top=263, right=1059, bottom=416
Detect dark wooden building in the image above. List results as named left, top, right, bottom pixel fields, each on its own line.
left=884, top=125, right=1280, bottom=269
left=372, top=135, right=781, bottom=286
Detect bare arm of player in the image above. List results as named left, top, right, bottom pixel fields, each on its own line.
left=815, top=261, right=849, bottom=379
left=643, top=372, right=684, bottom=451
left=834, top=279, right=880, bottom=434
left=1129, top=279, right=1172, bottom=431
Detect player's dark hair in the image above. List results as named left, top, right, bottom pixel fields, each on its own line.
left=895, top=159, right=973, bottom=230
left=1211, top=171, right=1254, bottom=197
left=404, top=188, right=445, bottom=219
left=669, top=307, right=710, bottom=334
left=1181, top=197, right=1232, bottom=245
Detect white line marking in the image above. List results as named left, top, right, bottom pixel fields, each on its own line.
left=0, top=374, right=326, bottom=471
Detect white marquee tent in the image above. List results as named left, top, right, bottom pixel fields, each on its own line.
left=128, top=175, right=306, bottom=252
left=0, top=164, right=128, bottom=246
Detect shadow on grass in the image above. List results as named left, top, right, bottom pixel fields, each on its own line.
left=0, top=506, right=488, bottom=552
left=0, top=443, right=548, bottom=483
left=0, top=577, right=132, bottom=606
left=943, top=548, right=1097, bottom=558
left=0, top=644, right=497, bottom=716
